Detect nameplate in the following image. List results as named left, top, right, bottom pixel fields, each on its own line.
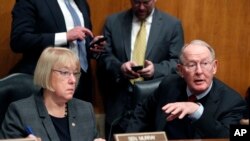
left=0, top=139, right=36, bottom=141
left=114, top=131, right=167, bottom=141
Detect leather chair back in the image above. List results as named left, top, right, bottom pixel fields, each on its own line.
left=0, top=73, right=40, bottom=125
left=133, top=77, right=163, bottom=107
left=108, top=77, right=164, bottom=138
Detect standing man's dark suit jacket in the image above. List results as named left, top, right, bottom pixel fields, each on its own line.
left=126, top=74, right=247, bottom=139
left=10, top=0, right=93, bottom=101
left=97, top=8, right=184, bottom=128
left=0, top=90, right=98, bottom=141
left=10, top=0, right=92, bottom=74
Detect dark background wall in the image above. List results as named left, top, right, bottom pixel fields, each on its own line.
left=1, top=0, right=249, bottom=113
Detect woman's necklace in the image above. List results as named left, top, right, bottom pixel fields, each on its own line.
left=64, top=103, right=68, bottom=117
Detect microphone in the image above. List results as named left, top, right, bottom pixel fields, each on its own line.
left=108, top=111, right=132, bottom=141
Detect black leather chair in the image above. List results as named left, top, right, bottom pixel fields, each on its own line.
left=133, top=77, right=163, bottom=107
left=0, top=73, right=40, bottom=125
left=108, top=77, right=164, bottom=141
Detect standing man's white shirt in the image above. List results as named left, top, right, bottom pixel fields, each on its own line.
left=55, top=0, right=85, bottom=54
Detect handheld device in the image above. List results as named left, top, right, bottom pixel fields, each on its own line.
left=89, top=37, right=107, bottom=47
left=131, top=66, right=143, bottom=72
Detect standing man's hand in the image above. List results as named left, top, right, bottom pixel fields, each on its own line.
left=138, top=60, right=154, bottom=79
left=66, top=26, right=93, bottom=42
left=121, top=61, right=140, bottom=79
left=89, top=35, right=106, bottom=53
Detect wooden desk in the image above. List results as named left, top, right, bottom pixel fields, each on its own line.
left=169, top=139, right=229, bottom=141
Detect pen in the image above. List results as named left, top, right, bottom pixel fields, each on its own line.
left=25, top=126, right=34, bottom=135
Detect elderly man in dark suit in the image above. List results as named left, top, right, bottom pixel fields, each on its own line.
left=126, top=40, right=247, bottom=139
left=10, top=0, right=105, bottom=102
left=97, top=0, right=184, bottom=138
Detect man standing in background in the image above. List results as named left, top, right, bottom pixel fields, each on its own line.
left=97, top=0, right=184, bottom=139
left=10, top=0, right=105, bottom=102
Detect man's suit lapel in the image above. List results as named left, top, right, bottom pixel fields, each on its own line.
left=146, top=9, right=162, bottom=58
left=122, top=11, right=133, bottom=60
left=192, top=81, right=220, bottom=138
left=201, top=80, right=220, bottom=115
left=74, top=0, right=91, bottom=29
left=122, top=9, right=162, bottom=60
left=45, top=0, right=67, bottom=32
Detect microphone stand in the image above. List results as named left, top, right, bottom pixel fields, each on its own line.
left=108, top=111, right=132, bottom=141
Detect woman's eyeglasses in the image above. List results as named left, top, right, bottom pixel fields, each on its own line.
left=52, top=69, right=81, bottom=79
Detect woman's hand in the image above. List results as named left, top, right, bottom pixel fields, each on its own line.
left=94, top=138, right=106, bottom=141
left=27, top=134, right=42, bottom=141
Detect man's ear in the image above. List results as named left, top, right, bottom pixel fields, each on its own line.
left=177, top=64, right=184, bottom=77
left=212, top=60, right=218, bottom=74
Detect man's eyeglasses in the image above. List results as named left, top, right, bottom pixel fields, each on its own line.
left=133, top=0, right=153, bottom=7
left=52, top=69, right=81, bottom=79
left=182, top=60, right=214, bottom=72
